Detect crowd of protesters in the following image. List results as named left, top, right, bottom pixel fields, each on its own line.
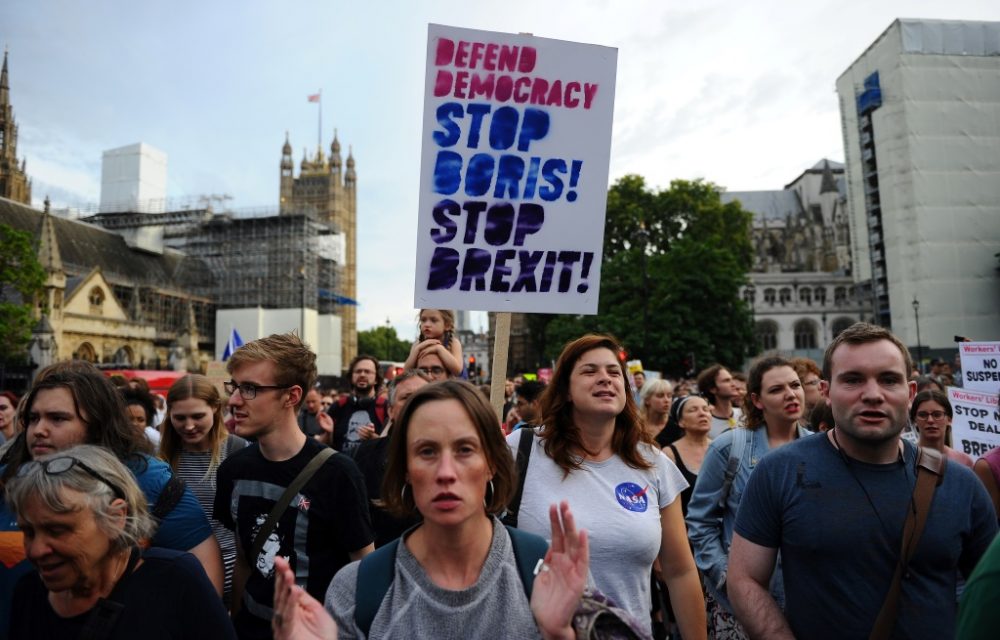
left=0, top=315, right=997, bottom=639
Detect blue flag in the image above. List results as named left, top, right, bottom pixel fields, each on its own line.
left=222, top=328, right=244, bottom=361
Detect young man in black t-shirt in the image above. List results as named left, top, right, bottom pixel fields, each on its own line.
left=215, top=333, right=374, bottom=640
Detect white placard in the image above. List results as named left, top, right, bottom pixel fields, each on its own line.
left=413, top=24, right=618, bottom=314
left=948, top=387, right=1000, bottom=459
left=959, top=341, right=1000, bottom=394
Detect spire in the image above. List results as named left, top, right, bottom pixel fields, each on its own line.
left=0, top=48, right=9, bottom=107
left=282, top=130, right=292, bottom=155
left=345, top=145, right=356, bottom=184
left=37, top=199, right=63, bottom=274
left=819, top=160, right=838, bottom=194
left=330, top=128, right=342, bottom=172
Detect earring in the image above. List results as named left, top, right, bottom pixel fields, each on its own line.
left=401, top=483, right=410, bottom=505
left=483, top=479, right=495, bottom=510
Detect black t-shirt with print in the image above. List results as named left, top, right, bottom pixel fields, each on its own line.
left=329, top=394, right=384, bottom=455
left=214, top=437, right=373, bottom=640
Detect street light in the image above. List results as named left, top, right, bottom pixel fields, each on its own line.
left=636, top=221, right=649, bottom=361
left=912, top=297, right=923, bottom=374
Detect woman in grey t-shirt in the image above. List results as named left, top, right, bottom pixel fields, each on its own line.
left=509, top=334, right=707, bottom=639
left=271, top=380, right=589, bottom=640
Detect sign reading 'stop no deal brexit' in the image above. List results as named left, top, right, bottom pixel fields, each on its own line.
left=949, top=387, right=1000, bottom=459
left=413, top=24, right=618, bottom=314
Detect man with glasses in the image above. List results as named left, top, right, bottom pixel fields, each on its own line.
left=416, top=349, right=452, bottom=382
left=215, top=333, right=373, bottom=640
left=326, top=355, right=386, bottom=455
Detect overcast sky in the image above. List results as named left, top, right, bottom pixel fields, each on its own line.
left=2, top=0, right=996, bottom=340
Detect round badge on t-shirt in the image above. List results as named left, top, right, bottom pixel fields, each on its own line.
left=614, top=482, right=650, bottom=512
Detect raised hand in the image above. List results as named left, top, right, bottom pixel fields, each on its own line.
left=531, top=500, right=588, bottom=640
left=272, top=556, right=338, bottom=640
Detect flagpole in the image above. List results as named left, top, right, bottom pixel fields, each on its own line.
left=317, top=89, right=322, bottom=153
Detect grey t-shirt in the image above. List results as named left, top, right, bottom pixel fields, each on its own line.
left=507, top=431, right=687, bottom=634
left=326, top=520, right=541, bottom=639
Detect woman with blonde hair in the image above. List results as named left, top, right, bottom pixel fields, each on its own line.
left=161, top=374, right=247, bottom=604
left=639, top=378, right=675, bottom=447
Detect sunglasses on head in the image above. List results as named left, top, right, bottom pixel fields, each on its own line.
left=20, top=456, right=127, bottom=502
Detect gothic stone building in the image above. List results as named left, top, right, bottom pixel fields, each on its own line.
left=722, top=159, right=867, bottom=359
left=0, top=51, right=31, bottom=205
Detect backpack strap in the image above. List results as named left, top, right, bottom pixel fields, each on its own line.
left=247, top=447, right=335, bottom=565
left=718, top=427, right=750, bottom=509
left=505, top=525, right=548, bottom=598
left=869, top=446, right=946, bottom=640
left=151, top=475, right=187, bottom=522
left=354, top=540, right=399, bottom=636
left=501, top=428, right=535, bottom=527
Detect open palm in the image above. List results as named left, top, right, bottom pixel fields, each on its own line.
left=531, top=501, right=589, bottom=640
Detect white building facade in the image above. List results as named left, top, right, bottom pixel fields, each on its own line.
left=836, top=19, right=1000, bottom=352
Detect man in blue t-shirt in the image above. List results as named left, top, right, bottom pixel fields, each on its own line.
left=727, top=323, right=997, bottom=639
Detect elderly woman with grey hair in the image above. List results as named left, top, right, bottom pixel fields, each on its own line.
left=6, top=444, right=235, bottom=639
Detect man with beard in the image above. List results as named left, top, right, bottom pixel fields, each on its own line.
left=727, top=323, right=997, bottom=639
left=327, top=355, right=386, bottom=455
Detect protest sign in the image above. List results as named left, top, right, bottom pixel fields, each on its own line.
left=414, top=24, right=618, bottom=314
left=949, top=387, right=1000, bottom=459
left=959, top=341, right=1000, bottom=394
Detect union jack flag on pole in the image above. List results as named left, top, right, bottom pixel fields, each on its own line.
left=307, top=93, right=320, bottom=103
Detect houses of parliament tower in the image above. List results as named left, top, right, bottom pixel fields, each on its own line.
left=0, top=50, right=31, bottom=205
left=279, top=131, right=358, bottom=367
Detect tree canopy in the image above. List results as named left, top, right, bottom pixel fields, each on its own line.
left=543, top=175, right=755, bottom=376
left=0, top=223, right=46, bottom=362
left=357, top=325, right=413, bottom=363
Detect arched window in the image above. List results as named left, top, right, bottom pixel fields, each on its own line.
left=89, top=287, right=105, bottom=307
left=74, top=342, right=98, bottom=363
left=794, top=319, right=818, bottom=350
left=755, top=320, right=779, bottom=352
left=743, top=287, right=756, bottom=304
left=779, top=288, right=792, bottom=305
left=800, top=288, right=812, bottom=305
left=831, top=317, right=856, bottom=339
left=112, top=345, right=134, bottom=365
left=815, top=287, right=827, bottom=305
left=834, top=286, right=847, bottom=305
left=764, top=288, right=776, bottom=305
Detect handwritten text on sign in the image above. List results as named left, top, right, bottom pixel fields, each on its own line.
left=414, top=25, right=618, bottom=314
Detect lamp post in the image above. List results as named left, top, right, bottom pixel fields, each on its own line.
left=637, top=222, right=649, bottom=361
left=912, top=297, right=923, bottom=374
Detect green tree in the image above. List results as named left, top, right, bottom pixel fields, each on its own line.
left=544, top=175, right=755, bottom=376
left=0, top=223, right=46, bottom=362
left=357, top=325, right=413, bottom=362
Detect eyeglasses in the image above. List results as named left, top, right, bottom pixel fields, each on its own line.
left=417, top=366, right=446, bottom=377
left=915, top=410, right=947, bottom=421
left=224, top=380, right=291, bottom=400
left=20, top=456, right=127, bottom=501
left=803, top=379, right=821, bottom=387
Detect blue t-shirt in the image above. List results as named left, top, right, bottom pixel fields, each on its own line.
left=734, top=435, right=998, bottom=639
left=0, top=453, right=212, bottom=639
